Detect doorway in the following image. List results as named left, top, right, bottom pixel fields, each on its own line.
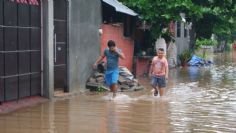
left=53, top=0, right=68, bottom=92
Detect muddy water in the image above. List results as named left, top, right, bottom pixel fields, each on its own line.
left=0, top=52, right=236, bottom=133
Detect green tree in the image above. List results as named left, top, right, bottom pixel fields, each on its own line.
left=121, top=0, right=236, bottom=50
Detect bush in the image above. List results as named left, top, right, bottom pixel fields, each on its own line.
left=178, top=50, right=192, bottom=67
left=195, top=39, right=217, bottom=49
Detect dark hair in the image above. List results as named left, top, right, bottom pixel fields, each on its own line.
left=107, top=40, right=116, bottom=47
left=158, top=48, right=164, bottom=52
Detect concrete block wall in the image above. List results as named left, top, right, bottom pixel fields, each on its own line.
left=68, top=0, right=102, bottom=91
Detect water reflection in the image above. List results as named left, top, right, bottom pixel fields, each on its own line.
left=0, top=52, right=235, bottom=133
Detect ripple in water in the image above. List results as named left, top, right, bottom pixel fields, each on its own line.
left=0, top=53, right=235, bottom=133
left=102, top=93, right=138, bottom=102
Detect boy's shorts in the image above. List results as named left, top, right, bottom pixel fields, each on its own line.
left=151, top=75, right=166, bottom=88
left=105, top=69, right=119, bottom=87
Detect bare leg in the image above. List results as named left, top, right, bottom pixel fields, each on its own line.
left=159, top=87, right=164, bottom=96
left=110, top=84, right=117, bottom=98
left=152, top=85, right=158, bottom=96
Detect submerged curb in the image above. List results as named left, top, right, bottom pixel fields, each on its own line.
left=0, top=96, right=48, bottom=114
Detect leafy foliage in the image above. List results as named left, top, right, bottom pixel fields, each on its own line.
left=97, top=86, right=108, bottom=92
left=178, top=50, right=192, bottom=66
left=120, top=0, right=236, bottom=42
left=196, top=38, right=217, bottom=47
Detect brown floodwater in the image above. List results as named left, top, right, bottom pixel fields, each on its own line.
left=0, top=52, right=236, bottom=133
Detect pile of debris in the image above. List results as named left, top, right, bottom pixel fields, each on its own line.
left=86, top=66, right=144, bottom=92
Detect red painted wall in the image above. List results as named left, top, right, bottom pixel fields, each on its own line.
left=101, top=24, right=134, bottom=71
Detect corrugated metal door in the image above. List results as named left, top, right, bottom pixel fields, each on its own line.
left=0, top=0, right=41, bottom=102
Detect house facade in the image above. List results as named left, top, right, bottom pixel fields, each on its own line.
left=100, top=0, right=138, bottom=71
left=133, top=20, right=190, bottom=77
left=0, top=0, right=101, bottom=102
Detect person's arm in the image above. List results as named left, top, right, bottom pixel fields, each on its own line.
left=93, top=53, right=105, bottom=69
left=118, top=52, right=125, bottom=60
left=149, top=59, right=154, bottom=77
left=165, top=59, right=169, bottom=79
left=115, top=48, right=125, bottom=60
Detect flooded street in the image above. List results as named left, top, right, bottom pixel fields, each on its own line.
left=0, top=52, right=236, bottom=133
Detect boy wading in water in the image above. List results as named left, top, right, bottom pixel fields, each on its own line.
left=93, top=40, right=125, bottom=98
left=149, top=48, right=169, bottom=96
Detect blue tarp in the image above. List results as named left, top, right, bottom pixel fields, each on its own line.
left=188, top=55, right=213, bottom=66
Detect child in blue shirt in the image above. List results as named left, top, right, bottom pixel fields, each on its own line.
left=93, top=40, right=125, bottom=98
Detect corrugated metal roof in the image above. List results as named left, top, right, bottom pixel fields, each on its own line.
left=102, top=0, right=138, bottom=16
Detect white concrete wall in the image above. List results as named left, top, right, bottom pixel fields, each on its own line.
left=175, top=22, right=190, bottom=55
